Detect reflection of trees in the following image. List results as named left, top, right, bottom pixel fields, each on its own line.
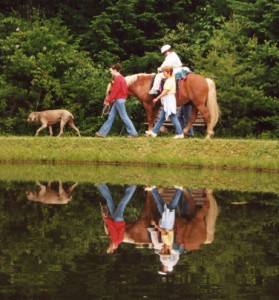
left=176, top=190, right=279, bottom=297
left=0, top=182, right=278, bottom=298
left=0, top=181, right=104, bottom=296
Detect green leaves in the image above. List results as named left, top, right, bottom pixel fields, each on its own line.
left=0, top=1, right=278, bottom=137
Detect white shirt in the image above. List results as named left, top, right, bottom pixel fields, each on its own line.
left=160, top=252, right=180, bottom=272
left=158, top=52, right=183, bottom=73
left=159, top=204, right=175, bottom=230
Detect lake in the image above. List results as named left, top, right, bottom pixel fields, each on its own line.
left=0, top=164, right=278, bottom=299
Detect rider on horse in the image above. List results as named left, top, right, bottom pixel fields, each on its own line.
left=149, top=45, right=183, bottom=95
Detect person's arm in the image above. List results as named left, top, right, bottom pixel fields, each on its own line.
left=105, top=77, right=121, bottom=103
left=151, top=220, right=167, bottom=235
left=153, top=79, right=172, bottom=103
left=153, top=88, right=169, bottom=103
left=158, top=55, right=170, bottom=72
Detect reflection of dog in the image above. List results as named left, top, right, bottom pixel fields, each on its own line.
left=27, top=109, right=81, bottom=137
left=26, top=181, right=78, bottom=204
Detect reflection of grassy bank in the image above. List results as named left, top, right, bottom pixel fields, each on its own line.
left=0, top=137, right=278, bottom=171
left=0, top=163, right=278, bottom=195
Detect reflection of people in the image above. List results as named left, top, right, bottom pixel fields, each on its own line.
left=97, top=184, right=137, bottom=253
left=95, top=63, right=138, bottom=138
left=148, top=186, right=183, bottom=274
left=177, top=103, right=194, bottom=137
left=26, top=181, right=78, bottom=204
left=149, top=45, right=182, bottom=95
left=145, top=66, right=184, bottom=139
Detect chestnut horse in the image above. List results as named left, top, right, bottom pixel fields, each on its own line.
left=123, top=188, right=220, bottom=250
left=123, top=73, right=220, bottom=139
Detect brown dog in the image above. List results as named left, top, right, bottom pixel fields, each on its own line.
left=27, top=109, right=81, bottom=137
left=26, top=181, right=78, bottom=205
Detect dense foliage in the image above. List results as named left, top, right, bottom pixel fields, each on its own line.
left=0, top=0, right=278, bottom=137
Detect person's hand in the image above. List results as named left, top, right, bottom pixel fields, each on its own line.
left=103, top=97, right=109, bottom=105
left=153, top=98, right=159, bottom=103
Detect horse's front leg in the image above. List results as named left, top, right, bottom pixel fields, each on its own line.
left=143, top=101, right=159, bottom=131
left=183, top=105, right=198, bottom=135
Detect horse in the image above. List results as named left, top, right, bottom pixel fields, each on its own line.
left=123, top=188, right=220, bottom=250
left=123, top=73, right=220, bottom=139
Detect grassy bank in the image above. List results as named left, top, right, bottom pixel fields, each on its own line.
left=0, top=163, right=278, bottom=195
left=0, top=136, right=278, bottom=171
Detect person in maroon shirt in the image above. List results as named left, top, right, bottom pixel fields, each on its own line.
left=96, top=63, right=138, bottom=138
left=97, top=184, right=137, bottom=254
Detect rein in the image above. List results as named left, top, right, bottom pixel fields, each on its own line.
left=101, top=103, right=111, bottom=117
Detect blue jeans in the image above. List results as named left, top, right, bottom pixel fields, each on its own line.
left=177, top=103, right=194, bottom=136
left=151, top=188, right=183, bottom=215
left=97, top=184, right=136, bottom=221
left=152, top=109, right=183, bottom=135
left=178, top=190, right=191, bottom=219
left=98, top=99, right=138, bottom=136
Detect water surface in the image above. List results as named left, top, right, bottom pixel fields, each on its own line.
left=0, top=178, right=278, bottom=299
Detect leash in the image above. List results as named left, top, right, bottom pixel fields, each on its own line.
left=101, top=103, right=111, bottom=117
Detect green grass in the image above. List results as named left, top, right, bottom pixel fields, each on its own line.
left=0, top=163, right=278, bottom=195
left=0, top=136, right=278, bottom=171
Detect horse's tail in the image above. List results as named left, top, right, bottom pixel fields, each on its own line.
left=206, top=78, right=220, bottom=133
left=204, top=189, right=220, bottom=244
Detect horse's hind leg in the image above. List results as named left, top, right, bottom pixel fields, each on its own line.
left=183, top=105, right=198, bottom=136
left=196, top=105, right=213, bottom=139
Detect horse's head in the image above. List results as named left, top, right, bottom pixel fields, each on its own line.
left=125, top=73, right=155, bottom=100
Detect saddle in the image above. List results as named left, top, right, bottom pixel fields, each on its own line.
left=159, top=68, right=192, bottom=92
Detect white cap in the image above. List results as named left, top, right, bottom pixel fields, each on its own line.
left=161, top=44, right=171, bottom=54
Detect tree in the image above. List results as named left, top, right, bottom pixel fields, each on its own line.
left=189, top=16, right=279, bottom=137
left=0, top=13, right=108, bottom=135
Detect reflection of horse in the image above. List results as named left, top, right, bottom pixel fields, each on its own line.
left=124, top=191, right=161, bottom=244
left=124, top=188, right=220, bottom=250
left=122, top=73, right=220, bottom=138
left=26, top=181, right=78, bottom=205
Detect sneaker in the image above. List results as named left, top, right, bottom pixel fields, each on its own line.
left=144, top=185, right=156, bottom=191
left=174, top=186, right=183, bottom=190
left=127, top=135, right=139, bottom=138
left=148, top=89, right=159, bottom=95
left=145, top=130, right=157, bottom=137
left=173, top=134, right=184, bottom=139
left=95, top=132, right=105, bottom=138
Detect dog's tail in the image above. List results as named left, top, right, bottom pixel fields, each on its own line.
left=69, top=112, right=74, bottom=119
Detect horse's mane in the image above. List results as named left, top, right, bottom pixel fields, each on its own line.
left=125, top=73, right=154, bottom=87
left=106, top=73, right=154, bottom=96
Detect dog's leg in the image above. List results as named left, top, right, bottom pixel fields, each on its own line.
left=67, top=182, right=78, bottom=194
left=35, top=124, right=47, bottom=136
left=58, top=180, right=65, bottom=195
left=59, top=180, right=72, bottom=203
left=57, top=120, right=66, bottom=137
left=49, top=126, right=53, bottom=136
left=68, top=119, right=81, bottom=137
